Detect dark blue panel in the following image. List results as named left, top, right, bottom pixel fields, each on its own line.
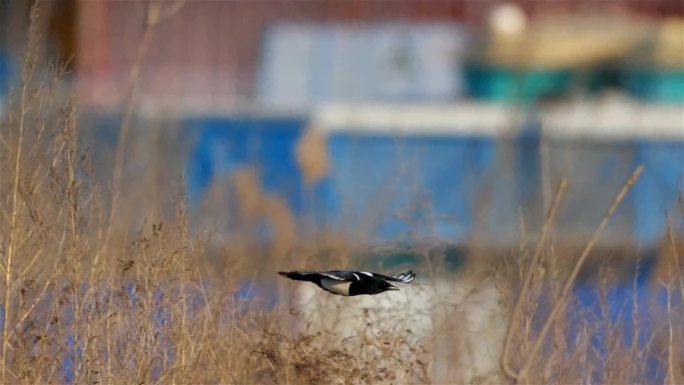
left=515, top=119, right=544, bottom=229
left=323, top=133, right=496, bottom=242
left=0, top=51, right=14, bottom=98
left=633, top=140, right=684, bottom=244
left=547, top=140, right=637, bottom=243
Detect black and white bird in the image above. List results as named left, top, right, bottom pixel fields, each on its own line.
left=277, top=269, right=416, bottom=296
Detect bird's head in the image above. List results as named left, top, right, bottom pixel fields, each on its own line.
left=367, top=279, right=399, bottom=295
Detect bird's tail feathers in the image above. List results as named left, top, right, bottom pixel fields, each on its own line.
left=278, top=270, right=317, bottom=282
left=390, top=270, right=416, bottom=283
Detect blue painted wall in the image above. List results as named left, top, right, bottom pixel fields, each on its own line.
left=184, top=116, right=309, bottom=216
left=183, top=115, right=683, bottom=247
left=0, top=51, right=13, bottom=101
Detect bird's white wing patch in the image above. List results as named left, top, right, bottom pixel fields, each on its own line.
left=352, top=273, right=360, bottom=281
left=360, top=271, right=373, bottom=277
left=321, top=272, right=345, bottom=281
left=391, top=271, right=416, bottom=283
left=321, top=278, right=352, bottom=296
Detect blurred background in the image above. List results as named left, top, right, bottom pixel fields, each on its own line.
left=0, top=1, right=683, bottom=383
left=0, top=0, right=684, bottom=252
left=0, top=0, right=682, bottom=260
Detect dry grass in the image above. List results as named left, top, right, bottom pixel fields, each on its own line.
left=0, top=4, right=682, bottom=385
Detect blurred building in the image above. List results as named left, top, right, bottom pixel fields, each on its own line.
left=69, top=0, right=684, bottom=111
left=0, top=0, right=682, bottom=250
left=1, top=0, right=682, bottom=109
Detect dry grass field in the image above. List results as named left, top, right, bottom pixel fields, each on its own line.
left=1, top=7, right=682, bottom=385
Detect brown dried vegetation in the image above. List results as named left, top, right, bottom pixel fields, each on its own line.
left=0, top=4, right=682, bottom=385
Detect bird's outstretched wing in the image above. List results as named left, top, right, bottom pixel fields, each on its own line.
left=322, top=270, right=362, bottom=281
left=278, top=270, right=352, bottom=282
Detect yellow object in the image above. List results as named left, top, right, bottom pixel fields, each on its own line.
left=652, top=18, right=684, bottom=69
left=486, top=12, right=653, bottom=69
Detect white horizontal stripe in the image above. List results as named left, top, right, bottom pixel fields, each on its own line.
left=311, top=100, right=684, bottom=140
left=321, top=273, right=344, bottom=281
left=541, top=99, right=684, bottom=140
left=312, top=102, right=518, bottom=137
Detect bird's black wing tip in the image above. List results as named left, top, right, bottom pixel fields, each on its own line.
left=277, top=271, right=289, bottom=277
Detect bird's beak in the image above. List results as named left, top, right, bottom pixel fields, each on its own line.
left=387, top=285, right=399, bottom=291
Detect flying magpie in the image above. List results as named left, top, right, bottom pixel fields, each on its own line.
left=277, top=269, right=416, bottom=296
